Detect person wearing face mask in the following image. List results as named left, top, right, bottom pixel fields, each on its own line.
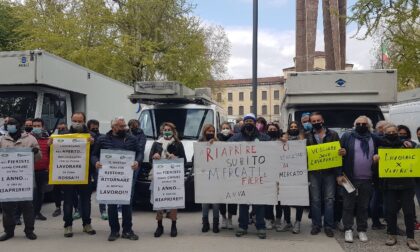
left=127, top=119, right=146, bottom=185
left=31, top=118, right=50, bottom=222
left=301, top=112, right=313, bottom=133
left=92, top=117, right=142, bottom=242
left=228, top=113, right=270, bottom=239
left=0, top=116, right=41, bottom=241
left=337, top=116, right=380, bottom=243
left=216, top=122, right=237, bottom=229
left=398, top=125, right=417, bottom=148
left=24, top=118, right=33, bottom=134
left=305, top=112, right=346, bottom=238
left=275, top=121, right=305, bottom=234
left=373, top=124, right=418, bottom=250
left=196, top=124, right=220, bottom=233
left=256, top=117, right=268, bottom=134
left=57, top=112, right=96, bottom=238
left=149, top=122, right=186, bottom=238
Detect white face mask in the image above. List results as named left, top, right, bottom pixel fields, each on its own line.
left=221, top=129, right=230, bottom=136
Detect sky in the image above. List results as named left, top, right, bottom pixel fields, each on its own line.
left=191, top=0, right=377, bottom=79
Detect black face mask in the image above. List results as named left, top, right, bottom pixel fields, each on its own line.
left=288, top=129, right=299, bottom=136
left=355, top=125, right=369, bottom=134
left=91, top=129, right=99, bottom=134
left=116, top=130, right=126, bottom=138
left=243, top=123, right=255, bottom=132
left=267, top=131, right=279, bottom=139
left=205, top=133, right=214, bottom=140
left=24, top=126, right=33, bottom=133
left=130, top=128, right=139, bottom=134
left=385, top=133, right=399, bottom=141
left=312, top=122, right=323, bottom=130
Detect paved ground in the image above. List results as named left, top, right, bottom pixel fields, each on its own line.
left=0, top=199, right=418, bottom=252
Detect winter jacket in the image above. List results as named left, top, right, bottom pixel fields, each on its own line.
left=228, top=131, right=271, bottom=142
left=91, top=130, right=144, bottom=166
left=149, top=140, right=186, bottom=167
left=129, top=129, right=146, bottom=164
left=34, top=137, right=50, bottom=171
left=0, top=132, right=41, bottom=162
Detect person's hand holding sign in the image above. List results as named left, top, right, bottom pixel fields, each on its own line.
left=95, top=161, right=102, bottom=169
left=152, top=153, right=161, bottom=160
left=131, top=161, right=139, bottom=170
left=373, top=154, right=380, bottom=164
left=338, top=148, right=346, bottom=156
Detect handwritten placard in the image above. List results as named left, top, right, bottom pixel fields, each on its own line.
left=49, top=133, right=90, bottom=184
left=97, top=150, right=135, bottom=205
left=307, top=141, right=342, bottom=171
left=277, top=140, right=309, bottom=206
left=194, top=142, right=279, bottom=205
left=379, top=148, right=420, bottom=178
left=0, top=148, right=34, bottom=202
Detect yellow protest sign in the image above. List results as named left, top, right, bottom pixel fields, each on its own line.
left=378, top=148, right=420, bottom=178
left=307, top=141, right=342, bottom=171
left=49, top=133, right=91, bottom=184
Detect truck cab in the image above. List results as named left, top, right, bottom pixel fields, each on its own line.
left=281, top=70, right=398, bottom=135
left=128, top=81, right=226, bottom=208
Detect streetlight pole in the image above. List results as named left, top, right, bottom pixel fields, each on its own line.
left=252, top=0, right=258, bottom=116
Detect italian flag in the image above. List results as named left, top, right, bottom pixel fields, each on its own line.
left=381, top=43, right=390, bottom=63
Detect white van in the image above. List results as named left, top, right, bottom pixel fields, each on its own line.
left=389, top=101, right=420, bottom=143
left=128, top=82, right=226, bottom=208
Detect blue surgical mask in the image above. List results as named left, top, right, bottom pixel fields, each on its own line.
left=7, top=124, right=17, bottom=134
left=32, top=128, right=42, bottom=135
left=303, top=122, right=312, bottom=131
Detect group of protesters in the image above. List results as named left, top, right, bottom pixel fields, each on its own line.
left=0, top=111, right=420, bottom=251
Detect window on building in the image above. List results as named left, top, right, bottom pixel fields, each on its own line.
left=228, top=106, right=233, bottom=115
left=262, top=105, right=267, bottom=115
left=217, top=93, right=222, bottom=102
left=239, top=106, right=244, bottom=115
left=228, top=92, right=233, bottom=102
left=274, top=105, right=279, bottom=114
left=274, top=90, right=280, bottom=100
left=239, top=92, right=244, bottom=101
left=262, top=91, right=267, bottom=100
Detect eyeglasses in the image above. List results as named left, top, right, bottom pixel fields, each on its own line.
left=355, top=123, right=368, bottom=127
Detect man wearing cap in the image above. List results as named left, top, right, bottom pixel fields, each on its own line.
left=228, top=113, right=270, bottom=239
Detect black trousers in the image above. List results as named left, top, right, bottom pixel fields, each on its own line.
left=342, top=180, right=373, bottom=232
left=62, top=185, right=92, bottom=228
left=33, top=170, right=49, bottom=215
left=1, top=201, right=34, bottom=234
left=385, top=188, right=415, bottom=239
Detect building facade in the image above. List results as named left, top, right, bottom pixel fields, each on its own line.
left=212, top=77, right=285, bottom=123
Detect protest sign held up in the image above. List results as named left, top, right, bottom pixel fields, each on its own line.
left=307, top=141, right=342, bottom=171
left=378, top=148, right=420, bottom=178
left=277, top=140, right=309, bottom=206
left=194, top=142, right=280, bottom=205
left=49, top=133, right=90, bottom=185
left=0, top=148, right=34, bottom=202
left=152, top=158, right=185, bottom=210
left=97, top=150, right=135, bottom=205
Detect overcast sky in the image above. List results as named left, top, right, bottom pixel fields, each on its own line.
left=192, top=0, right=377, bottom=79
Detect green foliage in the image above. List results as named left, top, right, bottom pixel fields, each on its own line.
left=349, top=0, right=420, bottom=90
left=3, top=0, right=230, bottom=88
left=0, top=2, right=24, bottom=50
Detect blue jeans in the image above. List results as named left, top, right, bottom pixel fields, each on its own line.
left=202, top=204, right=220, bottom=221
left=309, top=171, right=336, bottom=229
left=238, top=204, right=265, bottom=230
left=108, top=204, right=132, bottom=233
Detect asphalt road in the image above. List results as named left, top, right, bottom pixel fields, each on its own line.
left=0, top=198, right=419, bottom=252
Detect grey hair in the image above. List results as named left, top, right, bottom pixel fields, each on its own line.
left=111, top=117, right=125, bottom=127
left=375, top=120, right=389, bottom=131
left=353, top=116, right=373, bottom=132
left=383, top=123, right=398, bottom=132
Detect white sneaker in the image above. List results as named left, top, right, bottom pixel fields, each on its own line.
left=227, top=218, right=233, bottom=230
left=292, top=221, right=301, bottom=234
left=265, top=219, right=273, bottom=230
left=345, top=230, right=354, bottom=243
left=358, top=232, right=368, bottom=242
left=276, top=222, right=292, bottom=232
left=221, top=217, right=228, bottom=229
left=274, top=219, right=282, bottom=229
left=118, top=211, right=122, bottom=220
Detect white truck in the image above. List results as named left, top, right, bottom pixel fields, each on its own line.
left=128, top=81, right=227, bottom=208
left=0, top=50, right=138, bottom=132
left=281, top=70, right=398, bottom=135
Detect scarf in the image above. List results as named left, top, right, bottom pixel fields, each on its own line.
left=157, top=137, right=175, bottom=159
left=351, top=130, right=371, bottom=159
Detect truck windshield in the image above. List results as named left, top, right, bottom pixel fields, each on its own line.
left=0, top=92, right=37, bottom=121
left=139, top=109, right=214, bottom=140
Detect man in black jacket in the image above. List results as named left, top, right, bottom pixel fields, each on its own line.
left=92, top=117, right=143, bottom=242
left=305, top=112, right=346, bottom=238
